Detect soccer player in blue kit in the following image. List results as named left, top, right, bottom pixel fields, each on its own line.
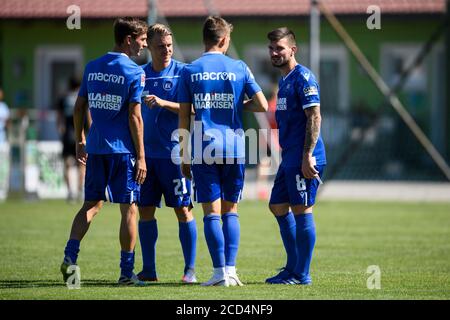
left=265, top=27, right=326, bottom=285
left=60, top=17, right=148, bottom=286
left=178, top=16, right=268, bottom=287
left=136, top=24, right=197, bottom=283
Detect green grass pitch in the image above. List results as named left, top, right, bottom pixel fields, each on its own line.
left=0, top=199, right=449, bottom=300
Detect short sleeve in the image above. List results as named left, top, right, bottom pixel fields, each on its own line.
left=298, top=72, right=320, bottom=109
left=243, top=62, right=262, bottom=98
left=177, top=66, right=192, bottom=103
left=129, top=69, right=146, bottom=104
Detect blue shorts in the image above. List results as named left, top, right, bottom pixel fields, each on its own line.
left=139, top=158, right=192, bottom=208
left=192, top=162, right=245, bottom=204
left=269, top=165, right=325, bottom=206
left=85, top=153, right=140, bottom=204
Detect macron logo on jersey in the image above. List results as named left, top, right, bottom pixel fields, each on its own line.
left=88, top=72, right=125, bottom=85
left=190, top=72, right=237, bottom=82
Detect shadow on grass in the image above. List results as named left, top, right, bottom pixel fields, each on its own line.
left=0, top=279, right=223, bottom=289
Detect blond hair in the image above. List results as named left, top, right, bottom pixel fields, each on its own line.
left=148, top=23, right=173, bottom=42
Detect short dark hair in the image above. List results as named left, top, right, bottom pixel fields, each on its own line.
left=203, top=16, right=233, bottom=46
left=113, top=17, right=148, bottom=45
left=267, top=27, right=296, bottom=46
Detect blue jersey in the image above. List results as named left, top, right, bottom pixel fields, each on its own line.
left=178, top=52, right=261, bottom=160
left=141, top=59, right=185, bottom=159
left=276, top=64, right=326, bottom=167
left=79, top=52, right=145, bottom=154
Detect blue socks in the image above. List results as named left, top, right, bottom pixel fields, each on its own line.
left=179, top=219, right=197, bottom=272
left=138, top=220, right=158, bottom=278
left=293, top=213, right=316, bottom=281
left=203, top=214, right=225, bottom=268
left=64, top=239, right=80, bottom=264
left=275, top=212, right=297, bottom=272
left=203, top=213, right=241, bottom=269
left=120, top=251, right=135, bottom=278
left=222, top=213, right=240, bottom=267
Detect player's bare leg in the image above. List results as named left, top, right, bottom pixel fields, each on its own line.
left=174, top=206, right=194, bottom=222
left=120, top=203, right=138, bottom=252
left=139, top=205, right=157, bottom=221
left=291, top=204, right=313, bottom=215
left=61, top=200, right=103, bottom=282
left=269, top=203, right=290, bottom=216
left=69, top=200, right=103, bottom=240
left=117, top=203, right=145, bottom=286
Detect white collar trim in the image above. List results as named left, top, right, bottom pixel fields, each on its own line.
left=108, top=51, right=129, bottom=58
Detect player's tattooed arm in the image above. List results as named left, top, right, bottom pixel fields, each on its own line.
left=303, top=106, right=321, bottom=155
left=302, top=106, right=321, bottom=179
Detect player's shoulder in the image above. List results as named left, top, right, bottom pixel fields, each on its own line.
left=122, top=57, right=142, bottom=73
left=295, top=64, right=317, bottom=84
left=171, top=59, right=187, bottom=69
left=222, top=55, right=248, bottom=68
left=171, top=59, right=187, bottom=74
left=85, top=54, right=108, bottom=69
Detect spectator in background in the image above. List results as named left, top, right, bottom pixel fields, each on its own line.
left=57, top=77, right=87, bottom=202
left=0, top=88, right=10, bottom=144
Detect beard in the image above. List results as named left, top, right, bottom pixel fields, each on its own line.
left=271, top=59, right=288, bottom=68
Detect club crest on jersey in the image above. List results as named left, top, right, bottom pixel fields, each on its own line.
left=163, top=80, right=173, bottom=91
left=140, top=74, right=145, bottom=87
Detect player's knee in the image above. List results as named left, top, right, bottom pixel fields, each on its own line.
left=221, top=201, right=238, bottom=214
left=81, top=201, right=103, bottom=220
left=269, top=203, right=289, bottom=216
left=84, top=200, right=102, bottom=212
left=268, top=203, right=278, bottom=215
left=291, top=204, right=313, bottom=214
left=139, top=206, right=156, bottom=221
left=175, top=207, right=193, bottom=222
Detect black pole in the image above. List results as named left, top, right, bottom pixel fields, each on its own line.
left=446, top=0, right=450, bottom=161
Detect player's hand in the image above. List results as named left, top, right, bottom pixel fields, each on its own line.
left=144, top=95, right=162, bottom=109
left=302, top=154, right=319, bottom=179
left=181, top=163, right=192, bottom=180
left=135, top=157, right=147, bottom=185
left=76, top=142, right=88, bottom=166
